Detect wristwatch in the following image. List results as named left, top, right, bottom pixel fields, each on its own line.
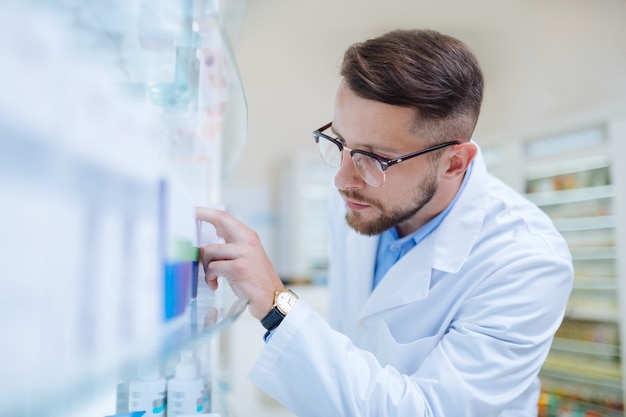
left=260, top=289, right=299, bottom=332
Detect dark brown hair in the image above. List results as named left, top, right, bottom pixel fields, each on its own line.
left=340, top=29, right=484, bottom=145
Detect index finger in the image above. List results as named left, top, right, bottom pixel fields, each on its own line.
left=195, top=206, right=249, bottom=244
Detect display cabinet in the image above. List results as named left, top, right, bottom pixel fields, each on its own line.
left=0, top=1, right=247, bottom=416
left=515, top=122, right=625, bottom=416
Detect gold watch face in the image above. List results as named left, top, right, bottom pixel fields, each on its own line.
left=275, top=290, right=298, bottom=315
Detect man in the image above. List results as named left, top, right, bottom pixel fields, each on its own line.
left=197, top=29, right=573, bottom=416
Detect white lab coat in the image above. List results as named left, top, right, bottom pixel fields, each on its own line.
left=249, top=148, right=573, bottom=416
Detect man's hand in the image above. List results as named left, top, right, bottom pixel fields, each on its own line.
left=195, top=207, right=285, bottom=320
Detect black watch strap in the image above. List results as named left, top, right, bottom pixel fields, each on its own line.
left=260, top=307, right=285, bottom=331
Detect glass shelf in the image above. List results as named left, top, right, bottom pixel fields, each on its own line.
left=164, top=283, right=248, bottom=350
left=552, top=215, right=616, bottom=232
left=551, top=337, right=621, bottom=359
left=572, top=279, right=618, bottom=291
left=564, top=309, right=620, bottom=323
left=2, top=283, right=246, bottom=417
left=526, top=185, right=614, bottom=207
left=569, top=246, right=617, bottom=261
left=526, top=154, right=610, bottom=180
left=525, top=125, right=606, bottom=159
left=540, top=367, right=623, bottom=391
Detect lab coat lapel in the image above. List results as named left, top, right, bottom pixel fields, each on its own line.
left=358, top=236, right=435, bottom=321
left=345, top=228, right=378, bottom=325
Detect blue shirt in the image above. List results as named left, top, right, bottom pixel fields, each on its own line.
left=372, top=162, right=473, bottom=290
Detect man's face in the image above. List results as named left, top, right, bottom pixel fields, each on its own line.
left=331, top=82, right=444, bottom=237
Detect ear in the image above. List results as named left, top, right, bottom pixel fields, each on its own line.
left=443, top=142, right=477, bottom=179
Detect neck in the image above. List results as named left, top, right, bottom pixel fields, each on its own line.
left=395, top=175, right=464, bottom=238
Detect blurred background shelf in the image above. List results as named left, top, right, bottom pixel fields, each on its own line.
left=523, top=122, right=626, bottom=415
left=485, top=120, right=626, bottom=415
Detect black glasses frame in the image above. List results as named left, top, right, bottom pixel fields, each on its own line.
left=312, top=121, right=461, bottom=172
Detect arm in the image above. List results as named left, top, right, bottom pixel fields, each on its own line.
left=249, top=255, right=572, bottom=417
left=197, top=206, right=573, bottom=416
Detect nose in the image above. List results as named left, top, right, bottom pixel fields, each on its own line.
left=334, top=149, right=365, bottom=190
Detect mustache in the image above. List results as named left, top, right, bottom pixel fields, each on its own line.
left=339, top=190, right=382, bottom=210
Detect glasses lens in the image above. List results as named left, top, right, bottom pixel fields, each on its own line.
left=352, top=153, right=384, bottom=187
left=317, top=136, right=342, bottom=168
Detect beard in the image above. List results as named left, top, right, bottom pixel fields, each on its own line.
left=341, top=169, right=439, bottom=236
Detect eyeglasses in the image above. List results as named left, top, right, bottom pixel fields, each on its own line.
left=312, top=122, right=460, bottom=187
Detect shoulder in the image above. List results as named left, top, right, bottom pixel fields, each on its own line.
left=482, top=175, right=570, bottom=260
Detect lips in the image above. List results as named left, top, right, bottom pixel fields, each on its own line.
left=344, top=198, right=370, bottom=210
left=339, top=190, right=376, bottom=211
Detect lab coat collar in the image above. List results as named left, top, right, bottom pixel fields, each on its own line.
left=353, top=146, right=489, bottom=321
left=432, top=145, right=488, bottom=273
